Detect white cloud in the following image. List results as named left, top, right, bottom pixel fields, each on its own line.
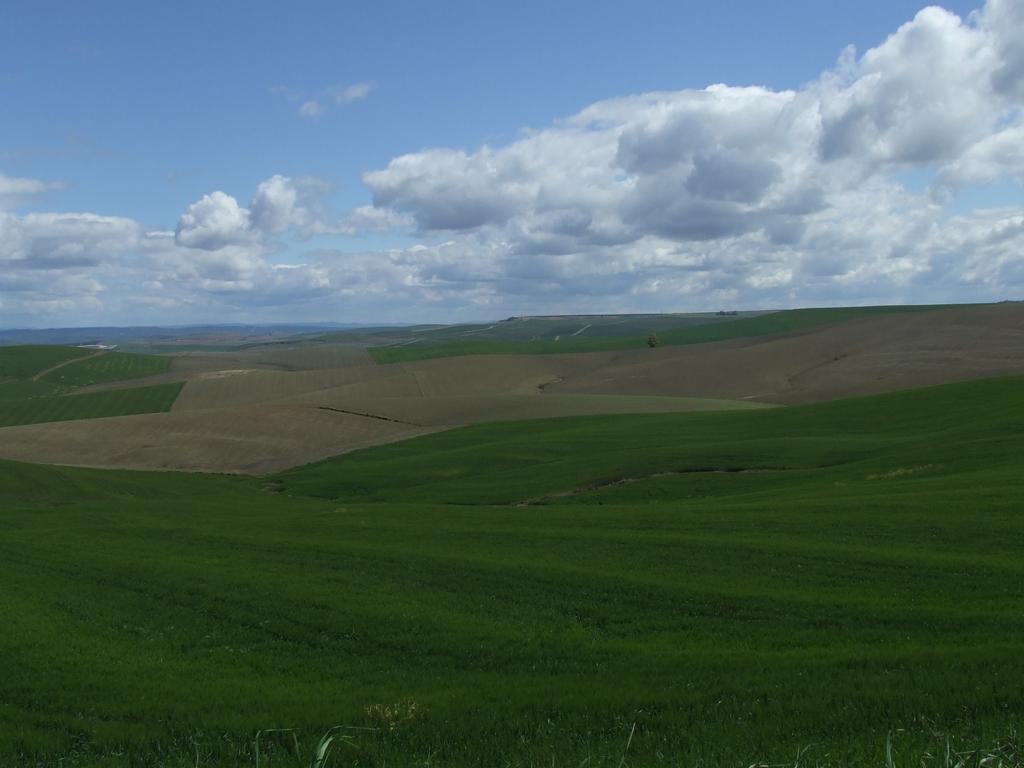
left=980, top=0, right=1024, bottom=102
left=282, top=82, right=375, bottom=120
left=816, top=8, right=998, bottom=167
left=354, top=0, right=1024, bottom=313
left=0, top=172, right=64, bottom=210
left=1, top=212, right=143, bottom=269
left=327, top=81, right=374, bottom=104
left=298, top=100, right=323, bottom=119
left=339, top=204, right=414, bottom=234
left=933, top=124, right=1024, bottom=196
left=365, top=147, right=535, bottom=230
left=248, top=174, right=356, bottom=237
left=175, top=191, right=255, bottom=250
left=3, top=0, right=1024, bottom=326
left=250, top=175, right=299, bottom=233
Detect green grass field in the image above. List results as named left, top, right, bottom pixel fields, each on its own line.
left=0, top=378, right=67, bottom=401
left=39, top=350, right=172, bottom=386
left=0, top=382, right=184, bottom=427
left=369, top=304, right=960, bottom=363
left=1, top=376, right=1022, bottom=766
left=0, top=346, right=182, bottom=427
left=324, top=313, right=753, bottom=350
left=0, top=344, right=93, bottom=379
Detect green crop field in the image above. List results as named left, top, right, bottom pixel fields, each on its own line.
left=0, top=344, right=93, bottom=379
left=0, top=378, right=67, bottom=401
left=39, top=350, right=172, bottom=386
left=0, top=382, right=184, bottom=427
left=324, top=313, right=753, bottom=350
left=0, top=346, right=183, bottom=427
left=368, top=304, right=960, bottom=363
left=1, top=376, right=1022, bottom=766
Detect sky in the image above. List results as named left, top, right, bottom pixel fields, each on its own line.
left=1, top=0, right=1022, bottom=327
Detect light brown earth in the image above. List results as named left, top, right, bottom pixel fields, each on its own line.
left=0, top=405, right=438, bottom=474
left=1, top=302, right=1022, bottom=474
left=540, top=302, right=1024, bottom=404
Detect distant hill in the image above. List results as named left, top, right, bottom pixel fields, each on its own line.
left=0, top=323, right=381, bottom=349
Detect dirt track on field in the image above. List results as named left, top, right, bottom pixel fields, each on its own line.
left=30, top=350, right=106, bottom=381
left=1, top=304, right=1022, bottom=474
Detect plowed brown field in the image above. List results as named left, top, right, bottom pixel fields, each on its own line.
left=541, top=302, right=1024, bottom=403
left=0, top=404, right=436, bottom=474
left=1, top=304, right=1021, bottom=473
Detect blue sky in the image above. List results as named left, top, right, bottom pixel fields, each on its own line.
left=1, top=0, right=1021, bottom=326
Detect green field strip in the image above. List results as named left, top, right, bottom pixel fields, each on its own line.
left=276, top=375, right=1024, bottom=505
left=0, top=344, right=94, bottom=379
left=369, top=303, right=963, bottom=363
left=38, top=350, right=172, bottom=386
left=328, top=313, right=747, bottom=348
left=0, top=378, right=67, bottom=401
left=0, top=381, right=183, bottom=427
left=1, top=375, right=1023, bottom=765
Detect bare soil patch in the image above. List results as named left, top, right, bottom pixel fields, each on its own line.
left=538, top=302, right=1024, bottom=404
left=3, top=303, right=1021, bottom=473
left=0, top=404, right=437, bottom=474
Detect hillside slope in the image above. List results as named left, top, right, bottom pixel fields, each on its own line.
left=0, top=303, right=1021, bottom=472
left=2, top=376, right=1023, bottom=766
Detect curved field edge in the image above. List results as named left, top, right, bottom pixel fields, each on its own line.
left=273, top=374, right=1024, bottom=505
left=1, top=376, right=1022, bottom=766
left=0, top=381, right=183, bottom=427
left=368, top=303, right=967, bottom=363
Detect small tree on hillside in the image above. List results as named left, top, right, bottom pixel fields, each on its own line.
left=646, top=331, right=659, bottom=348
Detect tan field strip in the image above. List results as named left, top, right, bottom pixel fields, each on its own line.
left=0, top=392, right=758, bottom=474
left=0, top=404, right=438, bottom=474
left=71, top=345, right=375, bottom=396
left=540, top=302, right=1024, bottom=403
left=2, top=303, right=1022, bottom=474
left=171, top=364, right=418, bottom=411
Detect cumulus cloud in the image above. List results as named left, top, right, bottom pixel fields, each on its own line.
left=338, top=204, right=415, bottom=234
left=354, top=0, right=1024, bottom=311
left=3, top=0, right=1023, bottom=326
left=0, top=171, right=403, bottom=324
left=250, top=175, right=300, bottom=233
left=365, top=147, right=534, bottom=230
left=1, top=212, right=143, bottom=269
left=980, top=0, right=1024, bottom=101
left=816, top=8, right=998, bottom=167
left=362, top=81, right=831, bottom=247
left=175, top=176, right=347, bottom=248
left=933, top=124, right=1024, bottom=196
left=175, top=191, right=254, bottom=250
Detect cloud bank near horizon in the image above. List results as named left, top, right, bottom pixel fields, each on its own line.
left=2, top=0, right=1023, bottom=327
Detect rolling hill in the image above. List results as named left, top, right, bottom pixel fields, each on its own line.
left=1, top=374, right=1022, bottom=766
